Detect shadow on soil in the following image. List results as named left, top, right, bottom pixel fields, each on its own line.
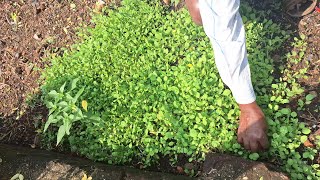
left=0, top=144, right=288, bottom=180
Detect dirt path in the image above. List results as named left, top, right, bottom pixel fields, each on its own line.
left=0, top=144, right=288, bottom=180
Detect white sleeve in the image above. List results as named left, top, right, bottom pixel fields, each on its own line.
left=198, top=0, right=256, bottom=104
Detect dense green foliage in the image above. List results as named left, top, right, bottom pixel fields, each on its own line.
left=41, top=0, right=319, bottom=179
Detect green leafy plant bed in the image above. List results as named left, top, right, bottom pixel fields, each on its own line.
left=40, top=0, right=319, bottom=179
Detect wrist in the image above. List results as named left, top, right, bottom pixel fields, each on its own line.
left=239, top=101, right=258, bottom=111
left=238, top=101, right=265, bottom=121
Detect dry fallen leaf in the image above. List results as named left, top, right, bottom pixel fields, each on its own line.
left=81, top=174, right=87, bottom=180
left=303, top=139, right=314, bottom=148
left=82, top=100, right=88, bottom=111
left=82, top=173, right=92, bottom=180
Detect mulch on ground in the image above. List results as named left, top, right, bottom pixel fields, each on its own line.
left=0, top=0, right=97, bottom=145
left=296, top=9, right=320, bottom=125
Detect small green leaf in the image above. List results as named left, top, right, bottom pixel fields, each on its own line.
left=300, top=135, right=308, bottom=143
left=280, top=108, right=290, bottom=115
left=48, top=90, right=59, bottom=98
left=74, top=87, right=85, bottom=102
left=46, top=101, right=54, bottom=108
left=280, top=126, right=288, bottom=135
left=190, top=129, right=197, bottom=137
left=287, top=159, right=294, bottom=165
left=249, top=153, right=259, bottom=160
left=157, top=111, right=164, bottom=120
left=222, top=89, right=231, bottom=96
left=70, top=78, right=79, bottom=91
left=302, top=128, right=311, bottom=135
left=290, top=112, right=297, bottom=117
left=305, top=94, right=315, bottom=102
left=59, top=82, right=67, bottom=93
left=44, top=115, right=59, bottom=132
left=65, top=121, right=71, bottom=135
left=57, top=101, right=68, bottom=107
left=90, top=115, right=101, bottom=121
left=56, top=125, right=66, bottom=145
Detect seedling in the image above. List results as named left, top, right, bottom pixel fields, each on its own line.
left=9, top=12, right=22, bottom=31
left=43, top=78, right=99, bottom=145
left=305, top=94, right=315, bottom=105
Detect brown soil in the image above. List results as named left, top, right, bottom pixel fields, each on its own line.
left=248, top=0, right=319, bottom=163
left=0, top=0, right=98, bottom=145
left=0, top=144, right=288, bottom=180
left=296, top=9, right=320, bottom=125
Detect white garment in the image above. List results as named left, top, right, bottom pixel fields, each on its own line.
left=198, top=0, right=256, bottom=104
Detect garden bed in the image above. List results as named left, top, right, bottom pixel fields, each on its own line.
left=0, top=0, right=319, bottom=179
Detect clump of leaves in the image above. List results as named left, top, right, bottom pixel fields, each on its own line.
left=43, top=78, right=99, bottom=145
left=41, top=0, right=319, bottom=179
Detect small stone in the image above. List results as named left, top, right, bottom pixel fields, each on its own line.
left=33, top=33, right=41, bottom=41
left=163, top=0, right=171, bottom=5
left=243, top=177, right=249, bottom=180
left=176, top=166, right=184, bottom=174
left=70, top=3, right=76, bottom=9
left=15, top=52, right=20, bottom=58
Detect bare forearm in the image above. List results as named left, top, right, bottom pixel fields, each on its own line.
left=185, top=0, right=203, bottom=25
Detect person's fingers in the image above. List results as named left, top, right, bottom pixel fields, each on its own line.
left=237, top=119, right=245, bottom=145
left=237, top=129, right=244, bottom=144
left=259, top=135, right=270, bottom=150
left=237, top=135, right=243, bottom=145
left=243, top=139, right=250, bottom=150
left=249, top=141, right=259, bottom=152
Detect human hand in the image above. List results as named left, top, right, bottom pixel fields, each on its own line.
left=237, top=102, right=269, bottom=152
